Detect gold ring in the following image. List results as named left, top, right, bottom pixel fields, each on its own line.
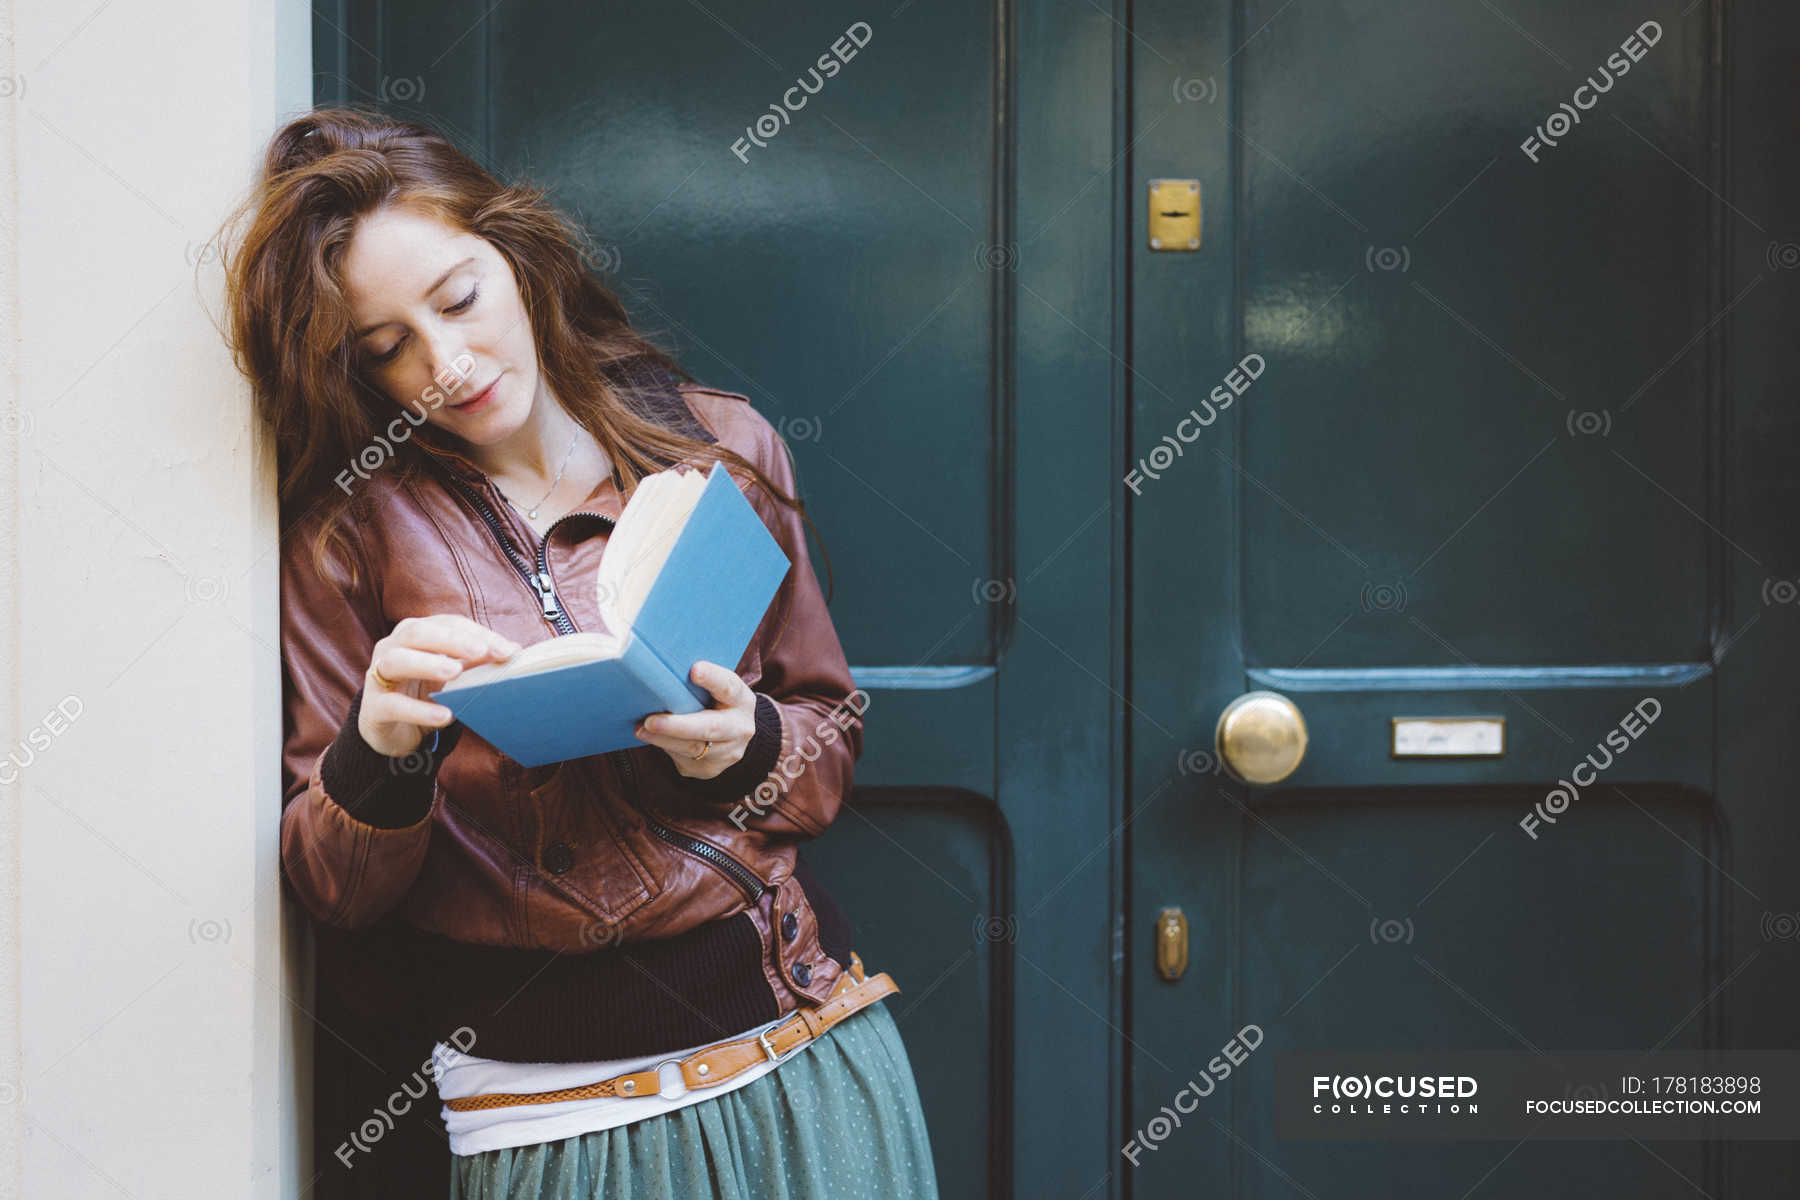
left=370, top=663, right=398, bottom=691
left=691, top=740, right=711, bottom=761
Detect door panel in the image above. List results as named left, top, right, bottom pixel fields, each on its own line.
left=482, top=0, right=999, bottom=668
left=1240, top=5, right=1712, bottom=668
left=1236, top=787, right=1716, bottom=1196
left=803, top=791, right=1013, bottom=1200
left=1129, top=0, right=1797, bottom=1197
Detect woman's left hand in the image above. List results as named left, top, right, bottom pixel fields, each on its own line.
left=632, top=660, right=757, bottom=779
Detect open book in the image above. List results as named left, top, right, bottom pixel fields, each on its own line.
left=429, top=459, right=791, bottom=766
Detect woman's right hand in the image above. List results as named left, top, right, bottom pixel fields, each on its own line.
left=359, top=615, right=521, bottom=757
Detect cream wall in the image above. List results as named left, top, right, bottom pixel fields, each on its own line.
left=1, top=0, right=315, bottom=1196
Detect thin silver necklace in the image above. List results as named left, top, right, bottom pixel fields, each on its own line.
left=496, top=430, right=580, bottom=521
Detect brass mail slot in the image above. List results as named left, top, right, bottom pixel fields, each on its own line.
left=1391, top=716, right=1506, bottom=758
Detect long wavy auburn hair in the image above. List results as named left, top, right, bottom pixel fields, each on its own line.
left=208, top=104, right=828, bottom=610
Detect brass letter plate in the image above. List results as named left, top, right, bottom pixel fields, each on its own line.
left=1154, top=906, right=1189, bottom=981
left=1391, top=716, right=1505, bottom=758
left=1148, top=179, right=1201, bottom=251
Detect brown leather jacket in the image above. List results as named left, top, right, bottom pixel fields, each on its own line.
left=278, top=380, right=865, bottom=1011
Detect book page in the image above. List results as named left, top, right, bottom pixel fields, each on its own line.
left=436, top=630, right=621, bottom=691
left=597, top=465, right=709, bottom=628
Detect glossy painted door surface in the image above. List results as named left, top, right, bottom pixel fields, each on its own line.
left=1126, top=2, right=1800, bottom=1197
left=311, top=3, right=1120, bottom=1197
left=312, top=3, right=1797, bottom=1197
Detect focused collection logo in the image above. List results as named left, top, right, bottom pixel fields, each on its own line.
left=1310, top=1073, right=1480, bottom=1117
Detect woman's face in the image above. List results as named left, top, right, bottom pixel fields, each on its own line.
left=341, top=204, right=539, bottom=445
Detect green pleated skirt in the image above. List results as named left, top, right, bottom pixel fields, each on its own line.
left=447, top=998, right=939, bottom=1200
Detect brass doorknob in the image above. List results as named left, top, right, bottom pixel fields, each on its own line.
left=1214, top=690, right=1308, bottom=784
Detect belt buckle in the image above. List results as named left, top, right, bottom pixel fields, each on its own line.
left=757, top=1021, right=807, bottom=1066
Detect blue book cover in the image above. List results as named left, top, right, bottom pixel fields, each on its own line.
left=428, top=460, right=791, bottom=767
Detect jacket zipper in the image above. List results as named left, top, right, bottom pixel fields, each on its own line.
left=446, top=474, right=607, bottom=636
left=618, top=751, right=768, bottom=903
left=447, top=471, right=767, bottom=904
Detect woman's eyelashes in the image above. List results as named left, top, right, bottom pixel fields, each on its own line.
left=367, top=284, right=481, bottom=366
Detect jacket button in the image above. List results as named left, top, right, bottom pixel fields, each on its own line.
left=780, top=912, right=798, bottom=942
left=543, top=842, right=574, bottom=875
left=792, top=961, right=812, bottom=987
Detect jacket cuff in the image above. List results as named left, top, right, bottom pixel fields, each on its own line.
left=674, top=691, right=782, bottom=803
left=318, top=686, right=464, bottom=829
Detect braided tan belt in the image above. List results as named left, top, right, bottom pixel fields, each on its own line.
left=443, top=951, right=899, bottom=1112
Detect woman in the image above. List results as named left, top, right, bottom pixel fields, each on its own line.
left=216, top=105, right=939, bottom=1199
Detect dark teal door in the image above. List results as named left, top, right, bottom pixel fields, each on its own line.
left=1127, top=1, right=1800, bottom=1197
left=315, top=3, right=1119, bottom=1197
